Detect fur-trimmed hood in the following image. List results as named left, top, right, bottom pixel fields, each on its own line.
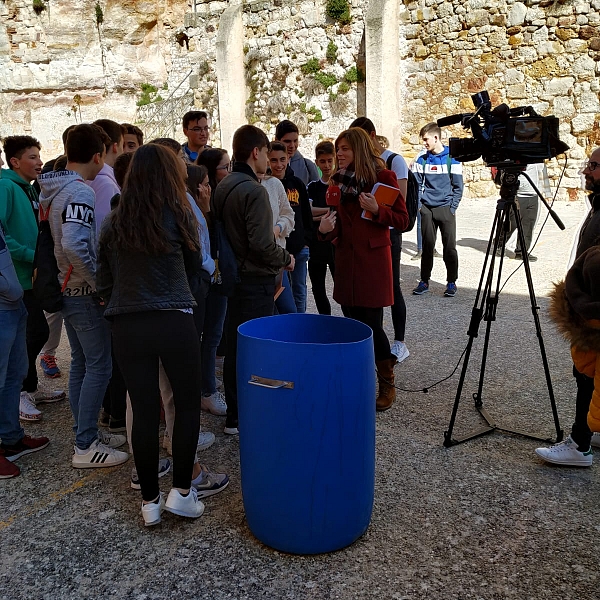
left=549, top=246, right=600, bottom=353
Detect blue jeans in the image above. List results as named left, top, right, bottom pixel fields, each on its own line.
left=275, top=272, right=297, bottom=315
left=0, top=303, right=27, bottom=446
left=290, top=246, right=310, bottom=313
left=62, top=296, right=112, bottom=450
left=201, top=288, right=227, bottom=396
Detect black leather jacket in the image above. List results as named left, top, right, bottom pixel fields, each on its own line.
left=97, top=207, right=199, bottom=317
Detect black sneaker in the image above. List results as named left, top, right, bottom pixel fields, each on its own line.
left=444, top=282, right=457, bottom=297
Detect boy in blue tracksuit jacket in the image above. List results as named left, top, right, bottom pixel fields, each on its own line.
left=411, top=122, right=464, bottom=297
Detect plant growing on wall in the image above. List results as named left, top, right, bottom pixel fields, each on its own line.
left=344, top=66, right=364, bottom=84
left=95, top=2, right=104, bottom=27
left=326, top=41, right=338, bottom=64
left=136, top=83, right=163, bottom=107
left=33, top=0, right=47, bottom=15
left=326, top=0, right=351, bottom=26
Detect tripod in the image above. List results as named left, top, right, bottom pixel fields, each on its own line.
left=444, top=166, right=564, bottom=447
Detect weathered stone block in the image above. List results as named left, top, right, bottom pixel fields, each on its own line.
left=507, top=83, right=526, bottom=97
left=590, top=37, right=600, bottom=50
left=508, top=2, right=527, bottom=27
left=552, top=96, right=576, bottom=118
left=576, top=90, right=600, bottom=112
left=532, top=25, right=549, bottom=42
left=571, top=112, right=597, bottom=134
left=465, top=9, right=489, bottom=27
left=487, top=30, right=507, bottom=47
left=579, top=26, right=598, bottom=39
left=556, top=28, right=578, bottom=41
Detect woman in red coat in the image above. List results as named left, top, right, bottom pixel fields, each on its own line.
left=318, top=127, right=408, bottom=411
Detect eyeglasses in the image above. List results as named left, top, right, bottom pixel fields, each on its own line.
left=216, top=161, right=233, bottom=173
left=188, top=126, right=210, bottom=133
left=585, top=161, right=599, bottom=171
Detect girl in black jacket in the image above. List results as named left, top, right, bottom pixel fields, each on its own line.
left=97, top=144, right=205, bottom=525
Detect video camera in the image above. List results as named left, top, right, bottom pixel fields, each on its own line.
left=437, top=91, right=569, bottom=168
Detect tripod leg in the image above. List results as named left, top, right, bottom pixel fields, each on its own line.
left=473, top=204, right=512, bottom=409
left=444, top=205, right=504, bottom=446
left=514, top=209, right=564, bottom=442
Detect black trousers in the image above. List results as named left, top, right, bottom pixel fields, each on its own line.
left=571, top=365, right=595, bottom=451
left=22, top=290, right=50, bottom=393
left=308, top=252, right=335, bottom=315
left=102, top=346, right=127, bottom=423
left=223, top=279, right=275, bottom=429
left=389, top=229, right=406, bottom=342
left=112, top=311, right=201, bottom=502
left=341, top=305, right=391, bottom=362
left=420, top=204, right=458, bottom=283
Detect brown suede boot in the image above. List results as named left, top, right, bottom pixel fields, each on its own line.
left=376, top=357, right=397, bottom=411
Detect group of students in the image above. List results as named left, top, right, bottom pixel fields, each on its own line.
left=0, top=108, right=467, bottom=526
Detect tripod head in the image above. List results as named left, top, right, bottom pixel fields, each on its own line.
left=496, top=164, right=565, bottom=231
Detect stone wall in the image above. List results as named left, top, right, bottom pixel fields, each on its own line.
left=1, top=0, right=599, bottom=200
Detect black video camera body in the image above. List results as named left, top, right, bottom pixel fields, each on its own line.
left=438, top=91, right=569, bottom=168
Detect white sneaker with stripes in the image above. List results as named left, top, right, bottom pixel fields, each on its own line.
left=72, top=439, right=129, bottom=469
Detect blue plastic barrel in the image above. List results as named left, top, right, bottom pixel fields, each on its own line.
left=237, top=313, right=376, bottom=555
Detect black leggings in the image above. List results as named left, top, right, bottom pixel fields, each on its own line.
left=389, top=230, right=406, bottom=342
left=112, top=310, right=201, bottom=502
left=22, top=290, right=50, bottom=393
left=308, top=257, right=335, bottom=315
left=341, top=305, right=391, bottom=361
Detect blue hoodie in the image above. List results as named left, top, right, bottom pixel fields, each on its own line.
left=412, top=146, right=464, bottom=212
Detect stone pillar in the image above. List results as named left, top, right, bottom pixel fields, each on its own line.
left=365, top=0, right=400, bottom=148
left=216, top=1, right=246, bottom=152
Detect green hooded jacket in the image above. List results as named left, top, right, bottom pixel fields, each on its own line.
left=0, top=168, right=39, bottom=290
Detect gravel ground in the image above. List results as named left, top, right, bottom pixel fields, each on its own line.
left=1, top=196, right=598, bottom=600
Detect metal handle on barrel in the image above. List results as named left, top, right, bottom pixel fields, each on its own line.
left=248, top=375, right=294, bottom=390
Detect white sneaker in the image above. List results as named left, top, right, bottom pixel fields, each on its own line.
left=141, top=493, right=165, bottom=527
left=19, top=392, right=42, bottom=422
left=31, top=389, right=66, bottom=404
left=72, top=439, right=130, bottom=469
left=535, top=436, right=593, bottom=467
left=165, top=488, right=205, bottom=518
left=390, top=341, right=410, bottom=364
left=198, top=431, right=215, bottom=451
left=98, top=429, right=127, bottom=449
left=591, top=432, right=600, bottom=448
left=201, top=391, right=227, bottom=416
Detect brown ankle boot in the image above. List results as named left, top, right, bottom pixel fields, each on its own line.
left=376, top=357, right=397, bottom=411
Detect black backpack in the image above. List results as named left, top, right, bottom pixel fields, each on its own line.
left=386, top=153, right=419, bottom=233
left=212, top=180, right=247, bottom=297
left=32, top=201, right=70, bottom=313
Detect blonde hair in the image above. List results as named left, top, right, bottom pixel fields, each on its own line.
left=335, top=128, right=385, bottom=187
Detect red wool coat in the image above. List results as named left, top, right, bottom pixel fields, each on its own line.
left=321, top=169, right=408, bottom=308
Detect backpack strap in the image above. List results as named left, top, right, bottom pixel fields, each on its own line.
left=446, top=153, right=454, bottom=186
left=385, top=153, right=398, bottom=171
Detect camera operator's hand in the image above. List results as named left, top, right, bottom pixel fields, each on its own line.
left=318, top=209, right=336, bottom=234
left=285, top=254, right=295, bottom=271
left=359, top=192, right=378, bottom=215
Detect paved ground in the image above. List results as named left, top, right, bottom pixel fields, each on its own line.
left=1, top=196, right=598, bottom=600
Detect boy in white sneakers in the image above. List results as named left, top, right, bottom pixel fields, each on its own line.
left=38, top=124, right=129, bottom=468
